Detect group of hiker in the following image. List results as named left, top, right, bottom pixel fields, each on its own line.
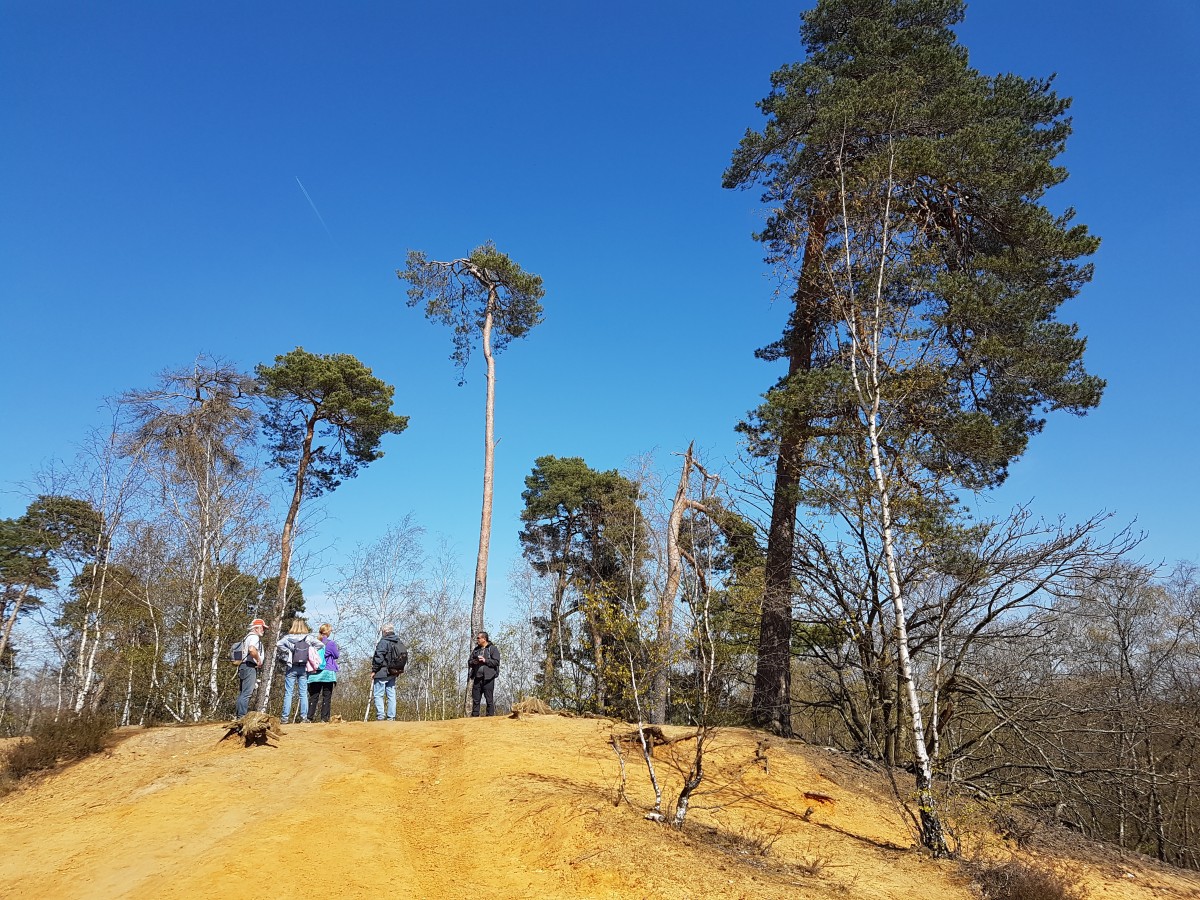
left=233, top=617, right=501, bottom=721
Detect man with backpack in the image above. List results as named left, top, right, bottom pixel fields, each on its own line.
left=370, top=624, right=408, bottom=722
left=235, top=618, right=266, bottom=718
left=468, top=631, right=500, bottom=717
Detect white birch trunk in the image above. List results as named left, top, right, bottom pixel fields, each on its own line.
left=120, top=663, right=134, bottom=726
left=838, top=143, right=947, bottom=855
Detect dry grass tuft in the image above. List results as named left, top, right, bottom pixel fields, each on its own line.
left=2, top=713, right=114, bottom=789
left=966, top=857, right=1088, bottom=900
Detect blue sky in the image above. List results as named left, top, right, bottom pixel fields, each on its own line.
left=3, top=1, right=1198, bottom=625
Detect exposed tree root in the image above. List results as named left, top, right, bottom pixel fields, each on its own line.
left=219, top=712, right=284, bottom=748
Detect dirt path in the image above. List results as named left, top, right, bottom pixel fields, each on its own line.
left=1, top=716, right=1197, bottom=900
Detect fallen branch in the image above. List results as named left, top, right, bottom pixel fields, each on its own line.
left=618, top=725, right=700, bottom=750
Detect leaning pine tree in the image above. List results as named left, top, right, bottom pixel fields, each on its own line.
left=725, top=0, right=1104, bottom=852
left=256, top=348, right=408, bottom=711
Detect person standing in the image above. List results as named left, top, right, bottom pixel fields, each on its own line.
left=370, top=624, right=407, bottom=722
left=236, top=618, right=266, bottom=718
left=306, top=623, right=340, bottom=723
left=468, top=631, right=500, bottom=717
left=277, top=618, right=322, bottom=724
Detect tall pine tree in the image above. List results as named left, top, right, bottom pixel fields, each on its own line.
left=724, top=0, right=1102, bottom=755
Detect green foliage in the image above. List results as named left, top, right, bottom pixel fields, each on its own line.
left=398, top=241, right=545, bottom=378
left=681, top=498, right=763, bottom=580
left=520, top=456, right=633, bottom=572
left=1, top=496, right=103, bottom=587
left=18, top=496, right=103, bottom=563
left=256, top=347, right=409, bottom=498
left=1, top=496, right=104, bottom=658
left=726, top=0, right=1103, bottom=490
left=519, top=455, right=648, bottom=713
left=0, top=518, right=57, bottom=594
left=268, top=576, right=305, bottom=624
left=60, top=563, right=144, bottom=631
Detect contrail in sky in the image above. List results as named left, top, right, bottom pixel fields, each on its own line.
left=295, top=176, right=334, bottom=239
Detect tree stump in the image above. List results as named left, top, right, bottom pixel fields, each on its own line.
left=220, top=712, right=284, bottom=747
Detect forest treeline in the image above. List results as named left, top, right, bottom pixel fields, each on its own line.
left=3, top=0, right=1197, bottom=872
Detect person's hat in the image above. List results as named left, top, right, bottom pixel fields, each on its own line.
left=250, top=618, right=267, bottom=628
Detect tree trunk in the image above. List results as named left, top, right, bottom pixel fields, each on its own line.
left=74, top=555, right=111, bottom=714
left=672, top=731, right=706, bottom=828
left=541, top=562, right=569, bottom=701
left=140, top=580, right=161, bottom=726
left=463, top=292, right=498, bottom=717
left=586, top=607, right=606, bottom=713
left=0, top=583, right=32, bottom=664
left=471, top=291, right=498, bottom=641
left=866, top=385, right=946, bottom=853
left=260, top=413, right=317, bottom=712
left=198, top=441, right=220, bottom=716
left=751, top=207, right=828, bottom=736
left=651, top=443, right=694, bottom=724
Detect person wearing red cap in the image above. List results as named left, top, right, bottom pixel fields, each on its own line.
left=236, top=619, right=267, bottom=717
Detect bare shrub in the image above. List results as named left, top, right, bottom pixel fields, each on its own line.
left=736, top=821, right=784, bottom=857
left=967, top=857, right=1087, bottom=900
left=796, top=852, right=829, bottom=877
left=3, top=713, right=114, bottom=782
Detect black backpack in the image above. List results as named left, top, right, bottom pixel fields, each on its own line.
left=385, top=639, right=408, bottom=675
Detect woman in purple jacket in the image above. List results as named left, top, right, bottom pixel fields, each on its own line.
left=306, top=623, right=340, bottom=723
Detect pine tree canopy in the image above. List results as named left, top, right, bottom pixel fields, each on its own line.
left=256, top=347, right=409, bottom=498
left=726, top=0, right=1103, bottom=489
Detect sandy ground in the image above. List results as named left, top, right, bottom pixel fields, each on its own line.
left=1, top=715, right=1198, bottom=900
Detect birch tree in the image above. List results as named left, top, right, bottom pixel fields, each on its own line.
left=63, top=413, right=150, bottom=716
left=399, top=243, right=544, bottom=643
left=122, top=358, right=269, bottom=718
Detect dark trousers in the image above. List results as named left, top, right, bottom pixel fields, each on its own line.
left=471, top=677, right=495, bottom=716
left=236, top=663, right=258, bottom=718
left=307, top=681, right=335, bottom=722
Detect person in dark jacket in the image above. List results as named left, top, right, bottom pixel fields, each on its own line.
left=468, top=631, right=500, bottom=717
left=371, top=624, right=406, bottom=721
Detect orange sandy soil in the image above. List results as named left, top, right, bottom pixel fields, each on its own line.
left=1, top=715, right=1198, bottom=900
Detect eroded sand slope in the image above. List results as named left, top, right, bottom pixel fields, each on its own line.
left=1, top=716, right=1196, bottom=900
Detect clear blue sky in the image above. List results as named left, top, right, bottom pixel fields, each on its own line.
left=3, top=1, right=1197, bottom=624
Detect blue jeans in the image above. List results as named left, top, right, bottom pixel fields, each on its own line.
left=372, top=676, right=396, bottom=721
left=236, top=662, right=258, bottom=717
left=282, top=664, right=309, bottom=722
